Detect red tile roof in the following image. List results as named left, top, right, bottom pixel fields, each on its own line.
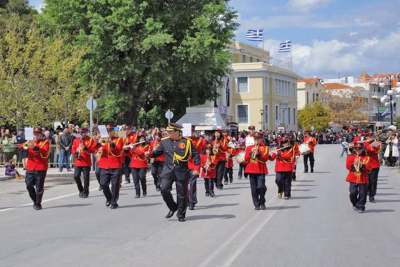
left=298, top=78, right=320, bottom=84
left=324, top=83, right=354, bottom=90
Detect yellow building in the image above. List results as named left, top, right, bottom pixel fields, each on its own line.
left=297, top=78, right=325, bottom=110
left=229, top=41, right=299, bottom=132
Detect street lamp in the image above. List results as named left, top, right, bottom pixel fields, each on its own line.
left=260, top=109, right=264, bottom=131
left=379, top=77, right=400, bottom=125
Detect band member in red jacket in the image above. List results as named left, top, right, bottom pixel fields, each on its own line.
left=150, top=131, right=165, bottom=191
left=270, top=138, right=296, bottom=200
left=97, top=126, right=124, bottom=209
left=244, top=133, right=270, bottom=210
left=291, top=136, right=300, bottom=181
left=364, top=132, right=381, bottom=203
left=236, top=141, right=248, bottom=179
left=201, top=144, right=219, bottom=197
left=19, top=128, right=50, bottom=210
left=303, top=131, right=317, bottom=173
left=224, top=143, right=237, bottom=184
left=124, top=133, right=150, bottom=198
left=346, top=142, right=372, bottom=213
left=71, top=127, right=97, bottom=198
left=188, top=129, right=206, bottom=210
left=123, top=126, right=137, bottom=184
left=211, top=130, right=228, bottom=190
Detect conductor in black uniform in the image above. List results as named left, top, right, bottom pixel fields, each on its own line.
left=146, top=123, right=201, bottom=222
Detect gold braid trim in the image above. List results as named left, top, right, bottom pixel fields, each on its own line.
left=173, top=139, right=192, bottom=164
left=39, top=140, right=51, bottom=159
left=108, top=137, right=124, bottom=158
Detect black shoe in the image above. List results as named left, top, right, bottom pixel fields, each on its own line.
left=143, top=191, right=147, bottom=197
left=254, top=206, right=260, bottom=210
left=352, top=206, right=358, bottom=211
left=358, top=209, right=365, bottom=213
left=304, top=170, right=308, bottom=173
left=178, top=218, right=186, bottom=222
left=224, top=181, right=228, bottom=185
left=106, top=200, right=111, bottom=207
left=369, top=197, right=376, bottom=203
left=79, top=192, right=83, bottom=198
left=205, top=192, right=210, bottom=197
left=189, top=204, right=194, bottom=210
left=230, top=180, right=233, bottom=183
left=166, top=210, right=176, bottom=218
left=33, top=204, right=39, bottom=210
left=135, top=194, right=140, bottom=198
left=311, top=169, right=314, bottom=173
left=98, top=186, right=103, bottom=191
left=156, top=187, right=161, bottom=192
left=260, top=204, right=266, bottom=210
left=82, top=193, right=88, bottom=198
left=111, top=204, right=119, bottom=209
left=210, top=193, right=216, bottom=198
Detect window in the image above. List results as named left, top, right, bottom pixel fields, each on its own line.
left=237, top=77, right=249, bottom=93
left=264, top=77, right=269, bottom=93
left=265, top=104, right=269, bottom=124
left=294, top=108, right=296, bottom=125
left=242, top=55, right=246, bottom=63
left=313, top=93, right=315, bottom=102
left=250, top=57, right=253, bottom=62
left=257, top=59, right=260, bottom=62
left=275, top=105, right=279, bottom=121
left=307, top=92, right=309, bottom=104
left=237, top=105, right=249, bottom=123
left=288, top=107, right=291, bottom=124
left=275, top=79, right=278, bottom=94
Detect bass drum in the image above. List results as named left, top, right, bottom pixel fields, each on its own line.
left=299, top=143, right=311, bottom=155
left=236, top=152, right=246, bottom=164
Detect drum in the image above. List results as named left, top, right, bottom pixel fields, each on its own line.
left=299, top=143, right=311, bottom=155
left=236, top=152, right=246, bottom=163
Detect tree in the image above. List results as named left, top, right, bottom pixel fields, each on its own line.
left=320, top=87, right=370, bottom=127
left=0, top=19, right=84, bottom=127
left=297, top=102, right=332, bottom=132
left=40, top=0, right=238, bottom=125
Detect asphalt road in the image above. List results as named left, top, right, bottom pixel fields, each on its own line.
left=1, top=145, right=400, bottom=267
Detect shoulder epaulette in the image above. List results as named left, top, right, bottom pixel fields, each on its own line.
left=183, top=137, right=191, bottom=140
left=161, top=137, right=169, bottom=141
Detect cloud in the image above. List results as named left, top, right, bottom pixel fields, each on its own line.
left=287, top=0, right=334, bottom=12
left=260, top=29, right=400, bottom=77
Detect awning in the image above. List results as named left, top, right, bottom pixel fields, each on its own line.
left=176, top=106, right=227, bottom=129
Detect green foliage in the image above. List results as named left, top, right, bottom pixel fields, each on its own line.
left=40, top=0, right=238, bottom=125
left=137, top=106, right=166, bottom=127
left=297, top=102, right=332, bottom=132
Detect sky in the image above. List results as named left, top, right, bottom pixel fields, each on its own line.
left=29, top=0, right=400, bottom=79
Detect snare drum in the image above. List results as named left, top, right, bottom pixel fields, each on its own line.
left=299, top=143, right=311, bottom=155
left=236, top=152, right=246, bottom=163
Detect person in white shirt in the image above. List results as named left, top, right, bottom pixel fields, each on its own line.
left=341, top=138, right=349, bottom=157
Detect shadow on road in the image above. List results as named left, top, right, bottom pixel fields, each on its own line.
left=223, top=187, right=248, bottom=190
left=379, top=187, right=395, bottom=190
left=376, top=193, right=399, bottom=196
left=364, top=209, right=395, bottom=213
left=45, top=204, right=92, bottom=209
left=375, top=199, right=400, bottom=203
left=118, top=203, right=162, bottom=209
left=290, top=196, right=318, bottom=199
left=217, top=193, right=240, bottom=197
left=187, top=214, right=236, bottom=220
left=291, top=189, right=311, bottom=192
left=196, top=203, right=239, bottom=210
left=309, top=172, right=331, bottom=174
left=292, top=185, right=318, bottom=187
left=294, top=180, right=315, bottom=183
left=267, top=205, right=300, bottom=210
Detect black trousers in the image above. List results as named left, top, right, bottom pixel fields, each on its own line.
left=303, top=153, right=315, bottom=171
left=100, top=168, right=121, bottom=205
left=238, top=163, right=248, bottom=179
left=151, top=161, right=164, bottom=189
left=204, top=178, right=215, bottom=194
left=349, top=183, right=367, bottom=211
left=275, top=171, right=292, bottom=197
left=215, top=161, right=226, bottom=188
left=224, top=167, right=233, bottom=183
left=74, top=166, right=91, bottom=195
left=161, top=178, right=188, bottom=219
left=188, top=170, right=198, bottom=205
left=95, top=163, right=101, bottom=185
left=131, top=168, right=147, bottom=196
left=368, top=168, right=379, bottom=197
left=25, top=170, right=47, bottom=205
left=122, top=156, right=132, bottom=181
left=249, top=174, right=267, bottom=207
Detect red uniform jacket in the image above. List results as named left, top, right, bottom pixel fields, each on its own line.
left=201, top=154, right=218, bottom=178
left=150, top=140, right=165, bottom=162
left=236, top=147, right=249, bottom=165
left=98, top=137, right=124, bottom=169
left=211, top=139, right=228, bottom=162
left=71, top=137, right=97, bottom=167
left=352, top=136, right=364, bottom=144
left=189, top=138, right=206, bottom=170
left=125, top=133, right=137, bottom=145
left=303, top=137, right=317, bottom=153
left=19, top=139, right=50, bottom=171
left=127, top=144, right=150, bottom=168
left=270, top=148, right=296, bottom=172
left=346, top=155, right=372, bottom=184
left=225, top=147, right=237, bottom=168
left=244, top=145, right=269, bottom=174
left=364, top=141, right=380, bottom=169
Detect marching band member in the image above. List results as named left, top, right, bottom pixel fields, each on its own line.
left=236, top=141, right=248, bottom=179
left=188, top=128, right=206, bottom=210
left=123, top=126, right=137, bottom=184
left=211, top=130, right=228, bottom=190
left=270, top=138, right=295, bottom=200
left=97, top=126, right=124, bottom=209
left=364, top=132, right=381, bottom=203
left=352, top=129, right=365, bottom=144
left=224, top=142, right=237, bottom=185
left=19, top=127, right=50, bottom=210
left=201, top=144, right=218, bottom=197
left=71, top=127, right=97, bottom=198
left=146, top=123, right=201, bottom=222
left=150, top=131, right=165, bottom=191
left=303, top=131, right=317, bottom=173
left=345, top=142, right=372, bottom=213
left=125, top=133, right=150, bottom=198
left=291, top=135, right=300, bottom=181
left=244, top=133, right=270, bottom=210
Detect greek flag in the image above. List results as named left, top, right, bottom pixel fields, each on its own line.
left=246, top=29, right=263, bottom=41
left=279, top=40, right=291, bottom=52
left=381, top=108, right=391, bottom=117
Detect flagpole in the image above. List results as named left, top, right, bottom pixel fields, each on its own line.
left=262, top=27, right=265, bottom=63
left=290, top=39, right=293, bottom=69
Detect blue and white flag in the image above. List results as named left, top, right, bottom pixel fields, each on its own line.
left=279, top=40, right=291, bottom=52
left=381, top=108, right=391, bottom=117
left=246, top=29, right=263, bottom=41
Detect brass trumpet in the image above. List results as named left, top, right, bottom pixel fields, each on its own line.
left=213, top=143, right=219, bottom=154
left=22, top=141, right=34, bottom=150
left=354, top=156, right=361, bottom=176
left=250, top=145, right=259, bottom=163
left=99, top=138, right=108, bottom=145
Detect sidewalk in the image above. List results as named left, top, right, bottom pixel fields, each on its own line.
left=0, top=167, right=96, bottom=181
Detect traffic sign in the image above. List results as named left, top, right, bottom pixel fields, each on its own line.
left=86, top=99, right=97, bottom=110
left=165, top=110, right=174, bottom=120
left=311, top=126, right=315, bottom=131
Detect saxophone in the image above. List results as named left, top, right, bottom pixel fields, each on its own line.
left=250, top=144, right=259, bottom=163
